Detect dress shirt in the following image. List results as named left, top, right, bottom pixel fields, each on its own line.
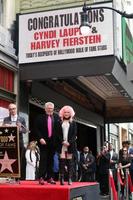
left=11, top=114, right=18, bottom=125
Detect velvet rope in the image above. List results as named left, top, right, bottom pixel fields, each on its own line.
left=109, top=174, right=118, bottom=200
left=117, top=170, right=126, bottom=186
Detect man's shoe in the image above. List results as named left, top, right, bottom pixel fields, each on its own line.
left=60, top=176, right=64, bottom=185
left=47, top=178, right=56, bottom=184
left=39, top=178, right=45, bottom=185
left=101, top=193, right=109, bottom=198
left=68, top=178, right=72, bottom=185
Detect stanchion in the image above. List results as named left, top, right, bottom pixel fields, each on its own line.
left=109, top=169, right=118, bottom=200
left=117, top=169, right=121, bottom=199
left=109, top=170, right=113, bottom=200
left=128, top=171, right=133, bottom=200
left=125, top=169, right=129, bottom=200
left=117, top=169, right=127, bottom=199
left=117, top=168, right=132, bottom=199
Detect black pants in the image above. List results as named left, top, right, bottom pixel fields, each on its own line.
left=81, top=171, right=95, bottom=182
left=39, top=143, right=55, bottom=180
left=99, top=173, right=109, bottom=195
left=20, top=146, right=26, bottom=180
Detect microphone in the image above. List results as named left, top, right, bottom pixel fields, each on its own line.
left=20, top=123, right=31, bottom=134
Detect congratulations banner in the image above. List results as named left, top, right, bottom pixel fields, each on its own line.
left=19, top=2, right=114, bottom=63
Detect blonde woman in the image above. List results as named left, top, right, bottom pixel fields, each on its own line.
left=55, top=105, right=77, bottom=185
left=25, top=141, right=40, bottom=180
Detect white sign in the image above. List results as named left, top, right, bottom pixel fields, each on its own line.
left=19, top=3, right=114, bottom=64
left=0, top=107, right=9, bottom=125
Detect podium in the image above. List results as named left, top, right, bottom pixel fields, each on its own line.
left=0, top=126, right=20, bottom=179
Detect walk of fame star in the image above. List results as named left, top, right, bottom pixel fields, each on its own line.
left=8, top=133, right=15, bottom=142
left=4, top=128, right=9, bottom=133
left=0, top=151, right=16, bottom=173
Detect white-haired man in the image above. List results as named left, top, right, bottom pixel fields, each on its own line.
left=35, top=102, right=59, bottom=185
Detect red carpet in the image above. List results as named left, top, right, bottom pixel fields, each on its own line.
left=0, top=181, right=99, bottom=200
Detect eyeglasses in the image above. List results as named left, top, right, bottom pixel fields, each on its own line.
left=9, top=108, right=16, bottom=110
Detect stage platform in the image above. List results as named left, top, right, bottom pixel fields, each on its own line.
left=0, top=181, right=100, bottom=200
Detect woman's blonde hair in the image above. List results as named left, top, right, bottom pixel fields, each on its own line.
left=59, top=105, right=75, bottom=122
left=27, top=141, right=37, bottom=150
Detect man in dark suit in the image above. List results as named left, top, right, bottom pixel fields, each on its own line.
left=109, top=143, right=118, bottom=169
left=97, top=146, right=110, bottom=196
left=108, top=143, right=118, bottom=190
left=3, top=103, right=27, bottom=179
left=80, top=146, right=96, bottom=182
left=35, top=102, right=59, bottom=185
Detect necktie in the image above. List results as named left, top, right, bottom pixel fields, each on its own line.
left=48, top=115, right=52, bottom=138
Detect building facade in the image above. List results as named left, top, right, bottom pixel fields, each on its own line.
left=17, top=0, right=133, bottom=151
left=0, top=0, right=18, bottom=124
left=0, top=0, right=132, bottom=151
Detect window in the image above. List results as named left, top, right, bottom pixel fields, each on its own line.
left=0, top=66, right=14, bottom=92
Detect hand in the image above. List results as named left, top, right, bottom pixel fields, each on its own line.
left=110, top=160, right=114, bottom=163
left=118, top=163, right=122, bottom=169
left=4, top=124, right=12, bottom=127
left=37, top=161, right=39, bottom=167
left=118, top=165, right=123, bottom=169
left=16, top=122, right=22, bottom=128
left=83, top=164, right=87, bottom=170
left=102, top=150, right=107, bottom=154
left=62, top=141, right=70, bottom=147
left=40, top=138, right=46, bottom=145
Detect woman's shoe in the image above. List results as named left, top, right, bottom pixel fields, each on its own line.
left=39, top=177, right=45, bottom=185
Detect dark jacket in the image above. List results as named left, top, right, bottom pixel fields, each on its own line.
left=34, top=113, right=59, bottom=148
left=109, top=150, right=118, bottom=169
left=54, top=119, right=77, bottom=154
left=97, top=152, right=110, bottom=174
left=80, top=152, right=96, bottom=173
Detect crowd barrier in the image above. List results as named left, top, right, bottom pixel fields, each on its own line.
left=109, top=170, right=118, bottom=200
left=109, top=169, right=133, bottom=200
